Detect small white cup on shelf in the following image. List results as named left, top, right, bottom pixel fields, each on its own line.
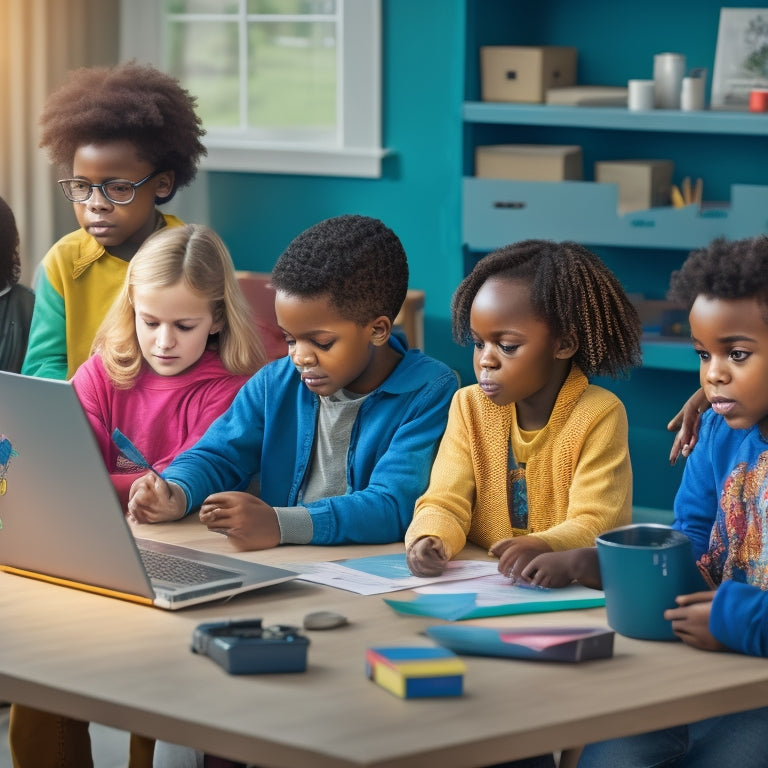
left=628, top=79, right=655, bottom=111
left=680, top=76, right=706, bottom=111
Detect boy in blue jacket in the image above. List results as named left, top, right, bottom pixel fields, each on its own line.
left=129, top=214, right=457, bottom=548
left=575, top=236, right=768, bottom=768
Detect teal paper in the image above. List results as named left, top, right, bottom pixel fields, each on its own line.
left=384, top=592, right=605, bottom=621
left=339, top=553, right=412, bottom=579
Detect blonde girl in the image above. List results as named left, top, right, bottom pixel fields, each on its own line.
left=72, top=222, right=266, bottom=510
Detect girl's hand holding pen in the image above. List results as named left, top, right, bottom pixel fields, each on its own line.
left=128, top=472, right=186, bottom=523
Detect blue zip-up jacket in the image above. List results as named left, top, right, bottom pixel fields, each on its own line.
left=163, top=336, right=457, bottom=544
left=673, top=408, right=768, bottom=655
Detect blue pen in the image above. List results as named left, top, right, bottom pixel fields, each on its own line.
left=508, top=576, right=550, bottom=592
left=111, top=427, right=160, bottom=475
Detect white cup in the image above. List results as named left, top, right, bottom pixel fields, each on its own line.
left=680, top=76, right=705, bottom=111
left=654, top=53, right=686, bottom=109
left=628, top=79, right=655, bottom=111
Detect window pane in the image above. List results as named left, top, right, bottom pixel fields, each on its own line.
left=166, top=21, right=240, bottom=129
left=247, top=21, right=336, bottom=137
left=247, top=0, right=337, bottom=14
left=168, top=0, right=239, bottom=13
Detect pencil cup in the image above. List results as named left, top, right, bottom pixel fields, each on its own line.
left=681, top=76, right=705, bottom=111
left=628, top=79, right=655, bottom=111
left=653, top=53, right=686, bottom=109
left=596, top=523, right=708, bottom=641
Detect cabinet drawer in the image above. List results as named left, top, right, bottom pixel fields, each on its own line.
left=463, top=178, right=768, bottom=251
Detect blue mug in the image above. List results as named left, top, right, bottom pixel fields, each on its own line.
left=596, top=523, right=708, bottom=641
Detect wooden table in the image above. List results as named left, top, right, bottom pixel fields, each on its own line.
left=1, top=516, right=767, bottom=767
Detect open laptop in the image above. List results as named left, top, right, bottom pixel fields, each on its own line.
left=0, top=370, right=297, bottom=609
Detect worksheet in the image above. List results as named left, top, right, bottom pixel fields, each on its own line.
left=285, top=553, right=498, bottom=595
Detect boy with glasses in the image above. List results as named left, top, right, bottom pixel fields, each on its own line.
left=21, top=60, right=206, bottom=380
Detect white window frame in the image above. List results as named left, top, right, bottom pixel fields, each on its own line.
left=119, top=0, right=385, bottom=178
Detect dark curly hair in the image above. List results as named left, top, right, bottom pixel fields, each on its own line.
left=0, top=196, right=21, bottom=289
left=668, top=236, right=768, bottom=316
left=270, top=215, right=408, bottom=324
left=452, top=239, right=642, bottom=379
left=39, top=60, right=206, bottom=203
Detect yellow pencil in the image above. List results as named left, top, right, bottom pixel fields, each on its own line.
left=682, top=176, right=692, bottom=205
left=670, top=184, right=686, bottom=208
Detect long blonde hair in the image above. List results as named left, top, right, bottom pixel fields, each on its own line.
left=92, top=224, right=266, bottom=388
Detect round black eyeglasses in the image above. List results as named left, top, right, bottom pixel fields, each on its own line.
left=57, top=170, right=162, bottom=206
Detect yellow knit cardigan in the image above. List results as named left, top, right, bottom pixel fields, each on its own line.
left=405, top=366, right=632, bottom=558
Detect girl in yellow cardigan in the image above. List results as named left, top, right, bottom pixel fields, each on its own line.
left=406, top=239, right=643, bottom=580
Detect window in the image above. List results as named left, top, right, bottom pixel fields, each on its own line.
left=120, top=0, right=384, bottom=177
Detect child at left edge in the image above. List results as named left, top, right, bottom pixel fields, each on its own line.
left=405, top=239, right=643, bottom=582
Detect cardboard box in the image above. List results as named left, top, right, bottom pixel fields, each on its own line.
left=475, top=144, right=582, bottom=181
left=594, top=160, right=675, bottom=214
left=545, top=85, right=628, bottom=106
left=481, top=46, right=577, bottom=103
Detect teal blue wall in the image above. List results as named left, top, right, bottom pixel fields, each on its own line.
left=206, top=0, right=744, bottom=513
left=208, top=0, right=472, bottom=380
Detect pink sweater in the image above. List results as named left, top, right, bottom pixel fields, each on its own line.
left=72, top=350, right=249, bottom=510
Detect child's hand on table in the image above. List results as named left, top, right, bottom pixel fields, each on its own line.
left=490, top=535, right=552, bottom=582
left=665, top=591, right=726, bottom=651
left=199, top=492, right=280, bottom=551
left=128, top=473, right=186, bottom=523
left=519, top=547, right=603, bottom=589
left=406, top=536, right=448, bottom=576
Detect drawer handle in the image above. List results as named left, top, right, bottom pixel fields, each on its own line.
left=493, top=201, right=526, bottom=209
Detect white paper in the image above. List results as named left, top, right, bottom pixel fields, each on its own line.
left=285, top=558, right=499, bottom=595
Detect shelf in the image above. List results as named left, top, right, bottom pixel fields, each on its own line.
left=641, top=337, right=698, bottom=372
left=463, top=102, right=768, bottom=135
left=463, top=179, right=768, bottom=251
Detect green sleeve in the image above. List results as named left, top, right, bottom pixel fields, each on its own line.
left=21, top=270, right=68, bottom=380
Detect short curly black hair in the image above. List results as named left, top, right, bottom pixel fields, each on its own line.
left=668, top=236, right=768, bottom=315
left=452, top=239, right=642, bottom=379
left=0, top=196, right=21, bottom=289
left=270, top=215, right=408, bottom=324
left=39, top=60, right=206, bottom=203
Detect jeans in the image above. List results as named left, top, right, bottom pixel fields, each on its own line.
left=577, top=706, right=768, bottom=768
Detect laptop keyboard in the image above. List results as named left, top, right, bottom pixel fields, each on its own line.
left=139, top=547, right=242, bottom=586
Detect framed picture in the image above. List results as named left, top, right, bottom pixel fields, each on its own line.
left=711, top=8, right=768, bottom=110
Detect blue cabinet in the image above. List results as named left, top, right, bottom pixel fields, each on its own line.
left=462, top=0, right=768, bottom=509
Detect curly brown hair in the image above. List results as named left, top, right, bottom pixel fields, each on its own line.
left=0, top=195, right=21, bottom=289
left=453, top=239, right=642, bottom=379
left=668, top=236, right=768, bottom=314
left=270, top=215, right=408, bottom=324
left=39, top=61, right=206, bottom=202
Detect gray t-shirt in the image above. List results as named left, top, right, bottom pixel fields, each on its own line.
left=275, top=388, right=368, bottom=544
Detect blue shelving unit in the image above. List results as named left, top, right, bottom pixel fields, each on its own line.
left=464, top=179, right=768, bottom=251
left=463, top=102, right=768, bottom=136
left=461, top=0, right=764, bottom=509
